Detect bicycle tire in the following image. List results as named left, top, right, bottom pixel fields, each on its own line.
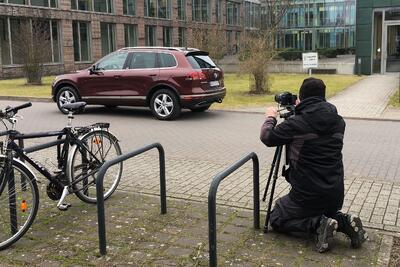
left=67, top=129, right=122, bottom=203
left=0, top=157, right=39, bottom=250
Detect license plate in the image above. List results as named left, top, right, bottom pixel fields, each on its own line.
left=210, top=81, right=219, bottom=87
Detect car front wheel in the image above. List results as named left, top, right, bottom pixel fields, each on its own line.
left=150, top=89, right=181, bottom=120
left=56, top=86, right=80, bottom=114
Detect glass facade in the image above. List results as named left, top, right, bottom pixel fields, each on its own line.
left=277, top=0, right=356, bottom=51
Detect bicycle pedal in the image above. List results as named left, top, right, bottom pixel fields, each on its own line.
left=58, top=203, right=71, bottom=211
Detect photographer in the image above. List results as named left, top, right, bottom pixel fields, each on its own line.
left=260, top=78, right=367, bottom=253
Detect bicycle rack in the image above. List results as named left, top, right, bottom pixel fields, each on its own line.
left=95, top=142, right=167, bottom=256
left=208, top=152, right=260, bottom=267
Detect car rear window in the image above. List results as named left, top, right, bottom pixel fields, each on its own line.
left=128, top=52, right=157, bottom=69
left=186, top=55, right=216, bottom=69
left=159, top=53, right=177, bottom=68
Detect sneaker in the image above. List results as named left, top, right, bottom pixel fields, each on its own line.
left=340, top=214, right=368, bottom=248
left=316, top=216, right=338, bottom=253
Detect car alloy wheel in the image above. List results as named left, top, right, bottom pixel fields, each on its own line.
left=150, top=89, right=181, bottom=120
left=154, top=94, right=174, bottom=117
left=59, top=90, right=76, bottom=107
left=56, top=87, right=80, bottom=114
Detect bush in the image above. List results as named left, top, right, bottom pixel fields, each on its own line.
left=318, top=48, right=338, bottom=58
left=278, top=50, right=303, bottom=61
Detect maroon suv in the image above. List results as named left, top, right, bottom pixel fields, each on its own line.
left=51, top=47, right=226, bottom=120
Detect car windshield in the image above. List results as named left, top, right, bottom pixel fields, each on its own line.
left=186, top=55, right=216, bottom=69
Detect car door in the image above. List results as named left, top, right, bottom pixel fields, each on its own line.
left=78, top=51, right=129, bottom=100
left=119, top=51, right=159, bottom=105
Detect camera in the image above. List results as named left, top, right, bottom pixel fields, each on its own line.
left=274, top=92, right=297, bottom=107
left=274, top=92, right=297, bottom=119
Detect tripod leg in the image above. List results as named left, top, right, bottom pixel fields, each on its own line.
left=264, top=146, right=283, bottom=233
left=262, top=147, right=280, bottom=202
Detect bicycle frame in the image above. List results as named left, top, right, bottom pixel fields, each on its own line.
left=0, top=127, right=104, bottom=192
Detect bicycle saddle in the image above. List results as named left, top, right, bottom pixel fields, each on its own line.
left=62, top=102, right=87, bottom=112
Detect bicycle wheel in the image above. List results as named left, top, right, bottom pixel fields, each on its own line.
left=0, top=157, right=39, bottom=250
left=67, top=130, right=122, bottom=203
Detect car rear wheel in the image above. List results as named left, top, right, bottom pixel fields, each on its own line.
left=190, top=105, right=211, bottom=112
left=150, top=89, right=181, bottom=120
left=56, top=86, right=80, bottom=114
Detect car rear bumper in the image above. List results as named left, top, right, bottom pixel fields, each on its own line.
left=180, top=88, right=226, bottom=108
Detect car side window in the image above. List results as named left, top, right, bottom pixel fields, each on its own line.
left=159, top=53, right=177, bottom=68
left=96, top=51, right=129, bottom=70
left=128, top=52, right=157, bottom=69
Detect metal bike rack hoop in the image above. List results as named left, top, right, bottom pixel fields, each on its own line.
left=208, top=152, right=260, bottom=267
left=96, top=142, right=166, bottom=256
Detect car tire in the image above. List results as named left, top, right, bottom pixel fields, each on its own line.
left=150, top=89, right=181, bottom=120
left=56, top=86, right=80, bottom=114
left=190, top=105, right=211, bottom=112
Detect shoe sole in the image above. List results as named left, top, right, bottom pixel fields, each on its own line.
left=349, top=215, right=367, bottom=248
left=316, top=219, right=338, bottom=253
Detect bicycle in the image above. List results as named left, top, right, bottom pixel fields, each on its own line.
left=0, top=102, right=122, bottom=250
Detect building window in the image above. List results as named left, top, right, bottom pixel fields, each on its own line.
left=215, top=0, right=221, bottom=23
left=245, top=1, right=259, bottom=28
left=192, top=0, right=209, bottom=22
left=71, top=0, right=113, bottom=12
left=177, top=0, right=185, bottom=20
left=0, top=17, right=61, bottom=65
left=100, top=23, right=115, bottom=56
left=94, top=0, right=113, bottom=12
left=145, top=25, right=156, bottom=46
left=123, top=0, right=135, bottom=15
left=163, top=27, right=172, bottom=46
left=178, top=27, right=186, bottom=47
left=226, top=1, right=240, bottom=26
left=4, top=0, right=57, bottom=7
left=145, top=0, right=171, bottom=19
left=73, top=21, right=91, bottom=62
left=124, top=24, right=137, bottom=47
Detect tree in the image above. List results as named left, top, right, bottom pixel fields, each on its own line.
left=12, top=19, right=52, bottom=84
left=239, top=0, right=291, bottom=94
left=189, top=24, right=227, bottom=63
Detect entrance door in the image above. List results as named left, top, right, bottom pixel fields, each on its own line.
left=385, top=24, right=400, bottom=72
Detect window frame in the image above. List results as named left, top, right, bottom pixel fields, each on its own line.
left=144, top=0, right=171, bottom=19
left=73, top=20, right=92, bottom=63
left=71, top=0, right=114, bottom=13
left=3, top=0, right=58, bottom=8
left=0, top=17, right=62, bottom=66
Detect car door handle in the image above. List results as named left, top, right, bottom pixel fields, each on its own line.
left=113, top=75, right=122, bottom=79
left=148, top=74, right=157, bottom=77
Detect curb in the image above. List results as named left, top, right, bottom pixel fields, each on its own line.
left=1, top=96, right=399, bottom=122
left=212, top=108, right=400, bottom=122
left=377, top=234, right=394, bottom=267
left=0, top=95, right=52, bottom=103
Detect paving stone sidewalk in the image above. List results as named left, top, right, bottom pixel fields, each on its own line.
left=25, top=145, right=400, bottom=234
left=0, top=191, right=389, bottom=266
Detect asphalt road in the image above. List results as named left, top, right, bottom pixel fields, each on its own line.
left=1, top=100, right=400, bottom=183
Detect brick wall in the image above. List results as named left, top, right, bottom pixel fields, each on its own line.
left=0, top=0, right=249, bottom=78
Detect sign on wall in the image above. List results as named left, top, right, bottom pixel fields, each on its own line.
left=302, top=52, right=319, bottom=69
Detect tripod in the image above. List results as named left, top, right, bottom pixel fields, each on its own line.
left=262, top=144, right=290, bottom=233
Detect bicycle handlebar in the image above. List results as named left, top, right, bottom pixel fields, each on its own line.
left=0, top=102, right=32, bottom=118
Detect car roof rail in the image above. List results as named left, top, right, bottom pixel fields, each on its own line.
left=119, top=46, right=201, bottom=52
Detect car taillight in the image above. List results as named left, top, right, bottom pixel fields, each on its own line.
left=187, top=71, right=207, bottom=81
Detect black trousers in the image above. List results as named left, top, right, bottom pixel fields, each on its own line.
left=269, top=194, right=342, bottom=234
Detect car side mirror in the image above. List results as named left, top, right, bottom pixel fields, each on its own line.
left=89, top=65, right=99, bottom=75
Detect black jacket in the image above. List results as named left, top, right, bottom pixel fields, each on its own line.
left=260, top=97, right=345, bottom=210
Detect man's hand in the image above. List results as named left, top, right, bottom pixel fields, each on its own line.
left=265, top=107, right=278, bottom=119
